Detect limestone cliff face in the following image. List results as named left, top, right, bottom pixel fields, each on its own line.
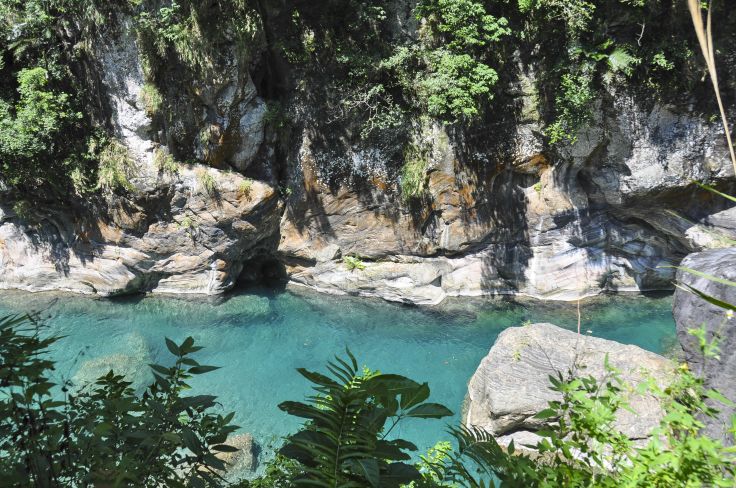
left=0, top=18, right=734, bottom=303
left=279, top=89, right=736, bottom=304
left=0, top=20, right=279, bottom=296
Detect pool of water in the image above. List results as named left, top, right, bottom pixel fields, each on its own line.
left=0, top=287, right=676, bottom=465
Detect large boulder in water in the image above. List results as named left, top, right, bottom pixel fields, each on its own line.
left=673, top=248, right=736, bottom=444
left=465, top=323, right=672, bottom=447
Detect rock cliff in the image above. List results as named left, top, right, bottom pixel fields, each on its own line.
left=673, top=248, right=736, bottom=445
left=0, top=10, right=735, bottom=304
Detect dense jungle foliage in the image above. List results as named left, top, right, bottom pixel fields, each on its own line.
left=0, top=0, right=729, bottom=196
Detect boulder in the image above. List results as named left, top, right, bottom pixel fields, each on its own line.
left=673, top=248, right=736, bottom=444
left=215, top=433, right=259, bottom=482
left=465, top=323, right=672, bottom=448
left=72, top=332, right=152, bottom=394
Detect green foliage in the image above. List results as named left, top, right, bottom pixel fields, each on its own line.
left=0, top=67, right=82, bottom=187
left=140, top=82, right=164, bottom=117
left=343, top=255, right=367, bottom=272
left=237, top=179, right=254, bottom=200
left=96, top=138, right=136, bottom=192
left=545, top=71, right=595, bottom=145
left=11, top=200, right=32, bottom=222
left=197, top=169, right=218, bottom=197
left=400, top=145, right=430, bottom=201
left=424, top=332, right=736, bottom=487
left=153, top=147, right=179, bottom=175
left=412, top=0, right=510, bottom=121
left=420, top=51, right=499, bottom=120
left=277, top=349, right=453, bottom=487
left=0, top=314, right=240, bottom=487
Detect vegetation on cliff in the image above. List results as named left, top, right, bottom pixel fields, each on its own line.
left=0, top=0, right=728, bottom=196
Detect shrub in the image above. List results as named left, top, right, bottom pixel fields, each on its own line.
left=237, top=179, right=254, bottom=200
left=400, top=144, right=429, bottom=202
left=196, top=168, right=218, bottom=197
left=0, top=67, right=82, bottom=188
left=277, top=350, right=453, bottom=486
left=139, top=82, right=163, bottom=117
left=96, top=138, right=136, bottom=192
left=0, top=314, right=239, bottom=487
left=343, top=255, right=366, bottom=271
left=153, top=147, right=179, bottom=175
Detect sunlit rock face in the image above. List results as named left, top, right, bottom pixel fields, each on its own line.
left=278, top=91, right=736, bottom=304
left=0, top=19, right=279, bottom=297
left=0, top=14, right=734, bottom=304
left=674, top=248, right=736, bottom=445
left=464, top=323, right=672, bottom=450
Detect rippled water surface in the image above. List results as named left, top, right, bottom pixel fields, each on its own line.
left=0, top=288, right=676, bottom=463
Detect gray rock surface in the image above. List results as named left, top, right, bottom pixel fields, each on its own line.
left=278, top=92, right=736, bottom=304
left=215, top=433, right=259, bottom=482
left=0, top=15, right=734, bottom=304
left=673, top=248, right=736, bottom=444
left=0, top=20, right=279, bottom=297
left=465, top=323, right=672, bottom=446
left=72, top=332, right=152, bottom=393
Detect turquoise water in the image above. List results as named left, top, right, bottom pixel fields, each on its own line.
left=0, top=288, right=676, bottom=464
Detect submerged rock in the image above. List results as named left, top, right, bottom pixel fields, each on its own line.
left=673, top=248, right=736, bottom=444
left=72, top=332, right=153, bottom=393
left=465, top=323, right=672, bottom=448
left=215, top=433, right=259, bottom=482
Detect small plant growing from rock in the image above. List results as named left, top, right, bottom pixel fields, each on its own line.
left=196, top=168, right=218, bottom=197
left=153, top=147, right=179, bottom=175
left=179, top=216, right=195, bottom=230
left=11, top=200, right=32, bottom=222
left=343, top=255, right=366, bottom=271
left=238, top=178, right=254, bottom=200
left=139, top=82, right=163, bottom=117
left=400, top=143, right=429, bottom=202
left=533, top=181, right=542, bottom=193
left=96, top=138, right=136, bottom=192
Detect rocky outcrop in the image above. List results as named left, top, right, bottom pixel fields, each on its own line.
left=673, top=248, right=736, bottom=444
left=0, top=19, right=280, bottom=297
left=0, top=164, right=279, bottom=296
left=278, top=94, right=736, bottom=304
left=72, top=332, right=152, bottom=393
left=465, top=323, right=672, bottom=448
left=0, top=11, right=734, bottom=304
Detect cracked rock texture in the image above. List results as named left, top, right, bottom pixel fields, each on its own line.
left=673, top=248, right=736, bottom=445
left=0, top=17, right=735, bottom=303
left=464, top=322, right=672, bottom=448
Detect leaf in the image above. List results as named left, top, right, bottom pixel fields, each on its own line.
left=534, top=408, right=558, bottom=420
left=352, top=458, right=380, bottom=487
left=165, top=337, right=180, bottom=356
left=181, top=336, right=195, bottom=354
left=406, top=403, right=453, bottom=419
left=188, top=365, right=220, bottom=375
left=672, top=267, right=736, bottom=289
left=382, top=462, right=421, bottom=487
left=694, top=181, right=736, bottom=203
left=400, top=382, right=430, bottom=410
left=676, top=283, right=736, bottom=312
left=149, top=363, right=171, bottom=375
left=374, top=440, right=414, bottom=461
left=297, top=368, right=341, bottom=388
left=706, top=389, right=735, bottom=407
left=212, top=444, right=240, bottom=453
left=181, top=428, right=202, bottom=455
